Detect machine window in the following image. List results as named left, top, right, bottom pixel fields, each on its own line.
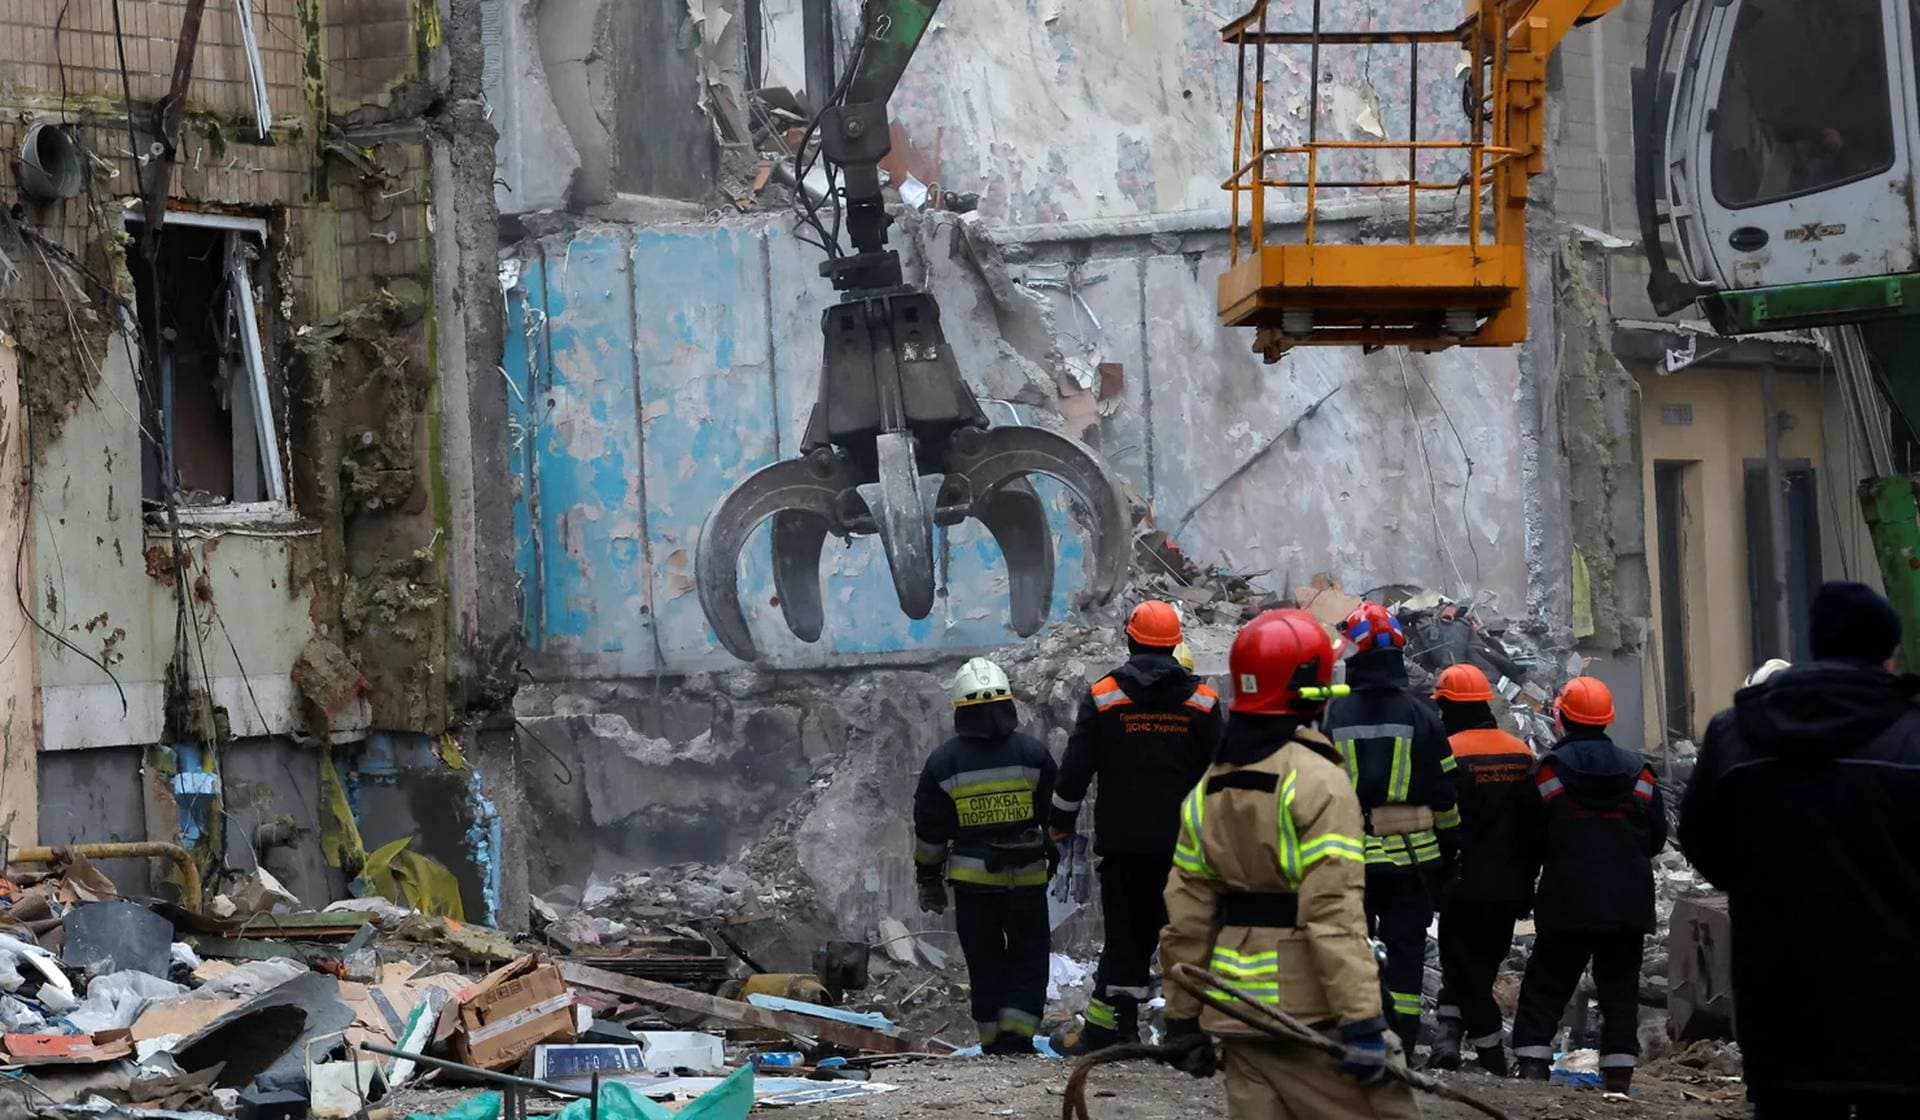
left=1710, top=0, right=1895, bottom=208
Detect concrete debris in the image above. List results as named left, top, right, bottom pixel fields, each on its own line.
left=0, top=847, right=974, bottom=1120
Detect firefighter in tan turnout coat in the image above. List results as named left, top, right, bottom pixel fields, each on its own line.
left=1157, top=608, right=1419, bottom=1119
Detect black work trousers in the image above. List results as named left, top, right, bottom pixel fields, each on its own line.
left=1364, top=867, right=1433, bottom=1051
left=1437, top=901, right=1517, bottom=1046
left=1512, top=926, right=1643, bottom=1068
left=953, top=885, right=1050, bottom=1049
left=1088, top=851, right=1172, bottom=1039
left=1752, top=1090, right=1919, bottom=1119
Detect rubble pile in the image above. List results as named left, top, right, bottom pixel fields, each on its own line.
left=0, top=850, right=968, bottom=1120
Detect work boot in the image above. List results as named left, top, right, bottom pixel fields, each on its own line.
left=1516, top=1057, right=1552, bottom=1082
left=1429, top=1017, right=1463, bottom=1072
left=1472, top=1042, right=1511, bottom=1079
left=1602, top=1067, right=1633, bottom=1094
left=1050, top=1017, right=1119, bottom=1057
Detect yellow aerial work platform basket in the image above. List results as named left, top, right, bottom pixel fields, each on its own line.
left=1217, top=0, right=1621, bottom=361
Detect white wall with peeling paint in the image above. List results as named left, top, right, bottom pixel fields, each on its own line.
left=760, top=0, right=1474, bottom=224
left=34, top=334, right=320, bottom=751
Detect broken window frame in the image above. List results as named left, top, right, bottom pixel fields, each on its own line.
left=120, top=207, right=291, bottom=523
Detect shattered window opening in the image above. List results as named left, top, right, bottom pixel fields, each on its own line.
left=123, top=213, right=288, bottom=519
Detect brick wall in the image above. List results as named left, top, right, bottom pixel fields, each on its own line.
left=326, top=0, right=423, bottom=112
left=0, top=0, right=307, bottom=118
left=0, top=0, right=434, bottom=322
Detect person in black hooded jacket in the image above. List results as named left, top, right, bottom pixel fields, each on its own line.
left=1048, top=601, right=1222, bottom=1053
left=1680, top=581, right=1920, bottom=1119
left=1511, top=676, right=1665, bottom=1093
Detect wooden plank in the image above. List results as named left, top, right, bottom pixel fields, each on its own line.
left=557, top=962, right=920, bottom=1055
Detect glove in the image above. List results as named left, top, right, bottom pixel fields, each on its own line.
left=1162, top=1018, right=1217, bottom=1079
left=917, top=878, right=947, bottom=915
left=1338, top=1022, right=1390, bottom=1085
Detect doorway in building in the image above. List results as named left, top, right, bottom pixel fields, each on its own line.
left=1744, top=459, right=1824, bottom=665
left=1653, top=461, right=1699, bottom=742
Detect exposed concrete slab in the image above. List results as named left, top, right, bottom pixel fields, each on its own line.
left=489, top=0, right=586, bottom=212
left=36, top=744, right=152, bottom=896
left=219, top=738, right=338, bottom=907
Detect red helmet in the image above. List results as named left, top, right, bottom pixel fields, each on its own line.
left=1343, top=602, right=1406, bottom=653
left=1126, top=600, right=1183, bottom=647
left=1433, top=663, right=1494, bottom=702
left=1230, top=609, right=1339, bottom=715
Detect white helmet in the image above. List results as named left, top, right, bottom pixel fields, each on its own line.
left=949, top=657, right=1012, bottom=707
left=1745, top=658, right=1792, bottom=687
left=1172, top=641, right=1195, bottom=671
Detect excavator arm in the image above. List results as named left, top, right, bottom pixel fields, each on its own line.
left=695, top=0, right=1130, bottom=662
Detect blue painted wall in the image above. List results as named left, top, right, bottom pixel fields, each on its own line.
left=505, top=222, right=1090, bottom=674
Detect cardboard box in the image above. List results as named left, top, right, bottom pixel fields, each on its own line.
left=436, top=954, right=578, bottom=1069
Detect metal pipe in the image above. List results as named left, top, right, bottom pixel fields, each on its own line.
left=9, top=842, right=203, bottom=912
left=358, top=1042, right=593, bottom=1099
left=801, top=0, right=836, bottom=115
left=1408, top=39, right=1419, bottom=245
left=1253, top=1, right=1269, bottom=247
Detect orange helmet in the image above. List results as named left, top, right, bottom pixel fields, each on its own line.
left=1555, top=676, right=1616, bottom=727
left=1126, top=600, right=1183, bottom=647
left=1229, top=609, right=1338, bottom=716
left=1433, top=663, right=1494, bottom=703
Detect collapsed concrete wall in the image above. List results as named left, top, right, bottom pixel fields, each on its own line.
left=516, top=619, right=1178, bottom=937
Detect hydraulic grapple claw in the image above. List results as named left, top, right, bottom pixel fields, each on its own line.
left=696, top=420, right=1129, bottom=662
left=854, top=431, right=940, bottom=619
left=970, top=476, right=1054, bottom=637
left=945, top=425, right=1130, bottom=611
left=698, top=450, right=861, bottom=662
left=691, top=33, right=1130, bottom=662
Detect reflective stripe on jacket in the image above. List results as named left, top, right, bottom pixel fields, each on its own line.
left=1323, top=650, right=1460, bottom=871
left=1159, top=728, right=1387, bottom=1039
left=912, top=725, right=1057, bottom=890
left=1050, top=653, right=1223, bottom=855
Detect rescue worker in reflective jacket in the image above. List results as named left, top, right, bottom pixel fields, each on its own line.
left=1321, top=602, right=1460, bottom=1052
left=1049, top=601, right=1222, bottom=1054
left=1512, top=676, right=1666, bottom=1093
left=912, top=657, right=1058, bottom=1055
left=1681, top=582, right=1920, bottom=1119
left=1158, top=608, right=1418, bottom=1119
left=1427, top=663, right=1534, bottom=1077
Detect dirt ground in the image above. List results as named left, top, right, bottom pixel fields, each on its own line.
left=386, top=1057, right=1749, bottom=1120
left=842, top=1055, right=1749, bottom=1120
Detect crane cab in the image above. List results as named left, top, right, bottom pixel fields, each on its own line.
left=1642, top=0, right=1920, bottom=334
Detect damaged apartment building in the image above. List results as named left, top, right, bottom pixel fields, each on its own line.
left=489, top=0, right=1679, bottom=940
left=0, top=0, right=523, bottom=920
left=0, top=0, right=1874, bottom=943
